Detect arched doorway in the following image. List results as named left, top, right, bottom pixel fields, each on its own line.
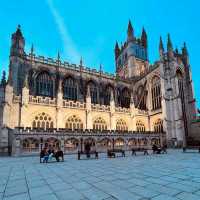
left=84, top=138, right=96, bottom=151
left=128, top=138, right=137, bottom=148
left=64, top=138, right=79, bottom=152
left=22, top=138, right=39, bottom=152
left=115, top=138, right=125, bottom=148
left=44, top=138, right=60, bottom=149
left=97, top=138, right=112, bottom=151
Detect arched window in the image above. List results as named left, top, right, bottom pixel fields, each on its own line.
left=121, top=88, right=130, bottom=108
left=32, top=112, right=54, bottom=130
left=117, top=88, right=121, bottom=107
left=154, top=119, right=163, bottom=133
left=116, top=119, right=128, bottom=131
left=136, top=86, right=147, bottom=110
left=93, top=117, right=107, bottom=131
left=65, top=115, right=83, bottom=130
left=88, top=82, right=98, bottom=104
left=104, top=86, right=114, bottom=105
left=151, top=76, right=161, bottom=110
left=36, top=72, right=54, bottom=97
left=63, top=77, right=77, bottom=101
left=136, top=120, right=145, bottom=132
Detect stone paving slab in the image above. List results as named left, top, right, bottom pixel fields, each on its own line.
left=1, top=150, right=200, bottom=200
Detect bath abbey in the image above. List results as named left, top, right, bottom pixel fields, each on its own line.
left=0, top=21, right=199, bottom=156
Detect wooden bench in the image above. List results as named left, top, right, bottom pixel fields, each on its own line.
left=183, top=146, right=200, bottom=153
left=107, top=149, right=125, bottom=158
left=78, top=150, right=98, bottom=160
left=132, top=148, right=149, bottom=156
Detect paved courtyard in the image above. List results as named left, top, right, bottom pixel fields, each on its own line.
left=1, top=150, right=200, bottom=200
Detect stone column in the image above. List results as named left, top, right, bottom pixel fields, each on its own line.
left=14, top=138, right=21, bottom=156
left=147, top=81, right=152, bottom=111
left=130, top=92, right=135, bottom=131
left=2, top=84, right=13, bottom=127
left=21, top=85, right=29, bottom=127
left=86, top=86, right=92, bottom=129
left=56, top=79, right=63, bottom=129
left=110, top=90, right=115, bottom=130
left=60, top=137, right=65, bottom=152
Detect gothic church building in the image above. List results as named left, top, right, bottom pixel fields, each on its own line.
left=0, top=21, right=198, bottom=155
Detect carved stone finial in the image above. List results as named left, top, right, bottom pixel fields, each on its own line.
left=57, top=51, right=60, bottom=61
left=86, top=85, right=91, bottom=98
left=182, top=42, right=188, bottom=56
left=80, top=56, right=83, bottom=66
left=31, top=44, right=34, bottom=55
left=167, top=33, right=173, bottom=52
left=23, top=73, right=29, bottom=88
left=99, top=63, right=102, bottom=72
left=159, top=36, right=164, bottom=51
left=127, top=20, right=134, bottom=42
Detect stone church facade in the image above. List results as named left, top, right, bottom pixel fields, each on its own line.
left=0, top=21, right=198, bottom=156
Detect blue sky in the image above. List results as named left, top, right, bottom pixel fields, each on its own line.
left=0, top=0, right=199, bottom=107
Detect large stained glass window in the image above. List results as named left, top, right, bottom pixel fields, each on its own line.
left=36, top=72, right=54, bottom=97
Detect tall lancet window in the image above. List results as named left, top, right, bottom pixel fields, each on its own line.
left=88, top=82, right=98, bottom=104
left=104, top=86, right=114, bottom=105
left=121, top=88, right=130, bottom=108
left=151, top=76, right=161, bottom=110
left=154, top=119, right=163, bottom=133
left=36, top=72, right=54, bottom=97
left=63, top=77, right=77, bottom=101
left=137, top=86, right=147, bottom=110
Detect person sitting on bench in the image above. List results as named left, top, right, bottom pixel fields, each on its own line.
left=48, top=148, right=55, bottom=162
left=43, top=149, right=49, bottom=163
left=54, top=148, right=64, bottom=162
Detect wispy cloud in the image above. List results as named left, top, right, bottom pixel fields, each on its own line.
left=46, top=0, right=80, bottom=63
